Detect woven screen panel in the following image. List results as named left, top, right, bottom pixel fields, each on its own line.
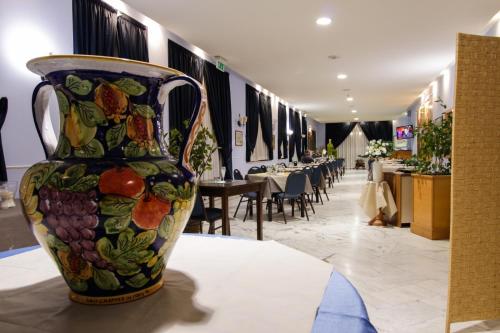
left=447, top=33, right=500, bottom=328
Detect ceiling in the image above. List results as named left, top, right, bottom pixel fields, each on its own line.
left=124, top=0, right=499, bottom=122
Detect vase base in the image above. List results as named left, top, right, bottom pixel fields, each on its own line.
left=69, top=279, right=164, bottom=305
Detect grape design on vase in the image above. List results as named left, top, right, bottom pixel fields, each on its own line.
left=20, top=159, right=196, bottom=301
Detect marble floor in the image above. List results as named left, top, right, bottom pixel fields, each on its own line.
left=220, top=170, right=499, bottom=333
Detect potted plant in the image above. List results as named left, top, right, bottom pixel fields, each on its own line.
left=411, top=115, right=452, bottom=240
left=163, top=121, right=219, bottom=233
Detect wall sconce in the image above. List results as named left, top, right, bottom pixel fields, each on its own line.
left=237, top=114, right=248, bottom=127
left=287, top=129, right=294, bottom=136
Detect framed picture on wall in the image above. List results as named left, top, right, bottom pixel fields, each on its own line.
left=235, top=130, right=243, bottom=146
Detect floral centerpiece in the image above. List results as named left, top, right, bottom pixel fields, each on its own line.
left=362, top=140, right=393, bottom=159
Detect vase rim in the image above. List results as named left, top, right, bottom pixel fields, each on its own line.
left=27, top=54, right=184, bottom=78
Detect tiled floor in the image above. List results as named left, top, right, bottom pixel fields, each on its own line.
left=225, top=170, right=499, bottom=333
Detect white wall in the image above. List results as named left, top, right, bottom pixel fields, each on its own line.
left=0, top=0, right=73, bottom=187
left=397, top=11, right=500, bottom=154
left=1, top=0, right=327, bottom=186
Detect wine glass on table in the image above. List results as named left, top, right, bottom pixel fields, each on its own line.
left=220, top=166, right=226, bottom=182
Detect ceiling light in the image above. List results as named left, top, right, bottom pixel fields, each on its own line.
left=351, top=110, right=357, bottom=113
left=337, top=73, right=347, bottom=80
left=316, top=17, right=332, bottom=26
left=354, top=117, right=359, bottom=121
left=346, top=96, right=354, bottom=102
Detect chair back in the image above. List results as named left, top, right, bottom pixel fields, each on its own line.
left=233, top=169, right=244, bottom=180
left=190, top=191, right=205, bottom=219
left=303, top=167, right=313, bottom=180
left=261, top=165, right=268, bottom=172
left=248, top=166, right=263, bottom=174
left=279, top=162, right=287, bottom=168
left=284, top=171, right=307, bottom=197
left=320, top=163, right=330, bottom=179
left=311, top=166, right=322, bottom=186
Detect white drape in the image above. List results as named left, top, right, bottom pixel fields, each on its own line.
left=337, top=124, right=368, bottom=169
left=250, top=116, right=269, bottom=161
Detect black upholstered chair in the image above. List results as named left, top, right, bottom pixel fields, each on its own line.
left=274, top=171, right=313, bottom=223
left=188, top=192, right=222, bottom=234
left=233, top=169, right=257, bottom=221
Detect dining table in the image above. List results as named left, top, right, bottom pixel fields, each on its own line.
left=198, top=180, right=265, bottom=240
left=247, top=171, right=324, bottom=221
left=0, top=235, right=375, bottom=333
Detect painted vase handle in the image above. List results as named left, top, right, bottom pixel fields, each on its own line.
left=158, top=75, right=207, bottom=181
left=32, top=81, right=58, bottom=159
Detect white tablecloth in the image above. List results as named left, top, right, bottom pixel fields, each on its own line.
left=0, top=235, right=332, bottom=333
left=358, top=181, right=397, bottom=219
left=248, top=172, right=316, bottom=199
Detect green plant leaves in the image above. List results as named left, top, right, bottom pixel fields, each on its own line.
left=151, top=256, right=165, bottom=279
left=68, top=175, right=100, bottom=192
left=127, top=161, right=159, bottom=177
left=66, top=75, right=93, bottom=96
left=74, top=139, right=105, bottom=158
left=96, top=228, right=156, bottom=277
left=113, top=78, right=147, bottom=96
left=158, top=215, right=174, bottom=239
left=154, top=160, right=178, bottom=174
left=93, top=268, right=120, bottom=291
left=64, top=164, right=87, bottom=180
left=124, top=141, right=147, bottom=158
left=125, top=273, right=149, bottom=288
left=66, top=276, right=88, bottom=292
left=56, top=136, right=71, bottom=159
left=133, top=104, right=155, bottom=118
left=47, top=234, right=69, bottom=251
left=76, top=101, right=108, bottom=127
left=104, top=214, right=131, bottom=234
left=148, top=140, right=162, bottom=156
left=105, top=122, right=127, bottom=150
left=56, top=90, right=69, bottom=115
left=100, top=195, right=136, bottom=216
left=152, top=182, right=178, bottom=201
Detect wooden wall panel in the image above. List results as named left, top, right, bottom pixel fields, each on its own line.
left=447, top=33, right=500, bottom=331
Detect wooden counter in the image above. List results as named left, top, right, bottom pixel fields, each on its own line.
left=383, top=171, right=413, bottom=227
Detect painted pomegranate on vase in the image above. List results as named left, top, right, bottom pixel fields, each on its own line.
left=20, top=55, right=206, bottom=304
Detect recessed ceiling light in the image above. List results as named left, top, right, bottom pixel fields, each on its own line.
left=354, top=117, right=359, bottom=121
left=316, top=17, right=332, bottom=26
left=351, top=110, right=357, bottom=113
left=346, top=96, right=354, bottom=102
left=337, top=73, right=347, bottom=80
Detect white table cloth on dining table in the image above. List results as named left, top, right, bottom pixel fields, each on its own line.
left=247, top=172, right=318, bottom=199
left=358, top=181, right=397, bottom=219
left=0, top=235, right=332, bottom=333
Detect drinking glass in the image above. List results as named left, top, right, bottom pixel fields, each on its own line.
left=220, top=166, right=226, bottom=181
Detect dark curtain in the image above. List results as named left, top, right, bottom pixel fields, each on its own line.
left=301, top=116, right=307, bottom=152
left=294, top=111, right=302, bottom=159
left=277, top=103, right=287, bottom=159
left=288, top=108, right=295, bottom=161
left=359, top=121, right=393, bottom=141
left=325, top=122, right=357, bottom=148
left=117, top=14, right=149, bottom=61
left=0, top=98, right=7, bottom=182
left=246, top=85, right=260, bottom=161
left=168, top=40, right=205, bottom=134
left=204, top=62, right=232, bottom=179
left=259, top=93, right=273, bottom=160
left=73, top=0, right=118, bottom=56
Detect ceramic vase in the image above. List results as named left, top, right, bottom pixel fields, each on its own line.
left=20, top=55, right=206, bottom=304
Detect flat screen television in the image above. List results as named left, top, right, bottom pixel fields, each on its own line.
left=396, top=125, right=414, bottom=139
